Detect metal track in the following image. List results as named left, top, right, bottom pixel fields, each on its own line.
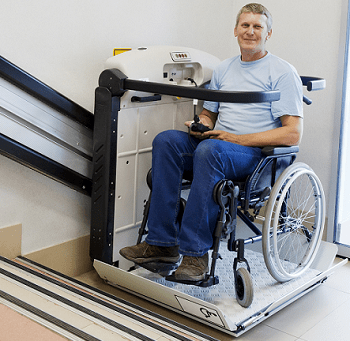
left=0, top=56, right=93, bottom=195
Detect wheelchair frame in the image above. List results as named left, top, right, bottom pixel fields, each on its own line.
left=137, top=142, right=324, bottom=308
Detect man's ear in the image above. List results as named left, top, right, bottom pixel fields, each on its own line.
left=234, top=27, right=238, bottom=37
left=267, top=29, right=272, bottom=39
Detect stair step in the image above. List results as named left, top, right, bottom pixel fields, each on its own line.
left=0, top=256, right=217, bottom=341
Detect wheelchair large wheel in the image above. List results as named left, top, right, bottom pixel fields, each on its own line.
left=262, top=162, right=325, bottom=283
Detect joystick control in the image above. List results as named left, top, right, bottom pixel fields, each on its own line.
left=190, top=115, right=211, bottom=133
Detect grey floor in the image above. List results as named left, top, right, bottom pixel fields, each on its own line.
left=235, top=256, right=350, bottom=340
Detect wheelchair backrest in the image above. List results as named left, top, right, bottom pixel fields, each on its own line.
left=244, top=152, right=296, bottom=202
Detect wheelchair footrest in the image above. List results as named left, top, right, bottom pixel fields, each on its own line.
left=138, top=261, right=180, bottom=277
left=165, top=274, right=219, bottom=287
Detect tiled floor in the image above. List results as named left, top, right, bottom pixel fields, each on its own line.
left=238, top=257, right=350, bottom=340
left=75, top=256, right=350, bottom=341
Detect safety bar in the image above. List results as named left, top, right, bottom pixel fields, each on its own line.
left=99, top=69, right=281, bottom=103
left=99, top=69, right=325, bottom=106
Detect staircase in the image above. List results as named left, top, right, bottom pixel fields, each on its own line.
left=0, top=256, right=218, bottom=341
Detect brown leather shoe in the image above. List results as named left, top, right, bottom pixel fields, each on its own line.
left=119, top=241, right=180, bottom=264
left=172, top=253, right=209, bottom=281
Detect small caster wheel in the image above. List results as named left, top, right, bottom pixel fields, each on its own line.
left=235, top=267, right=254, bottom=308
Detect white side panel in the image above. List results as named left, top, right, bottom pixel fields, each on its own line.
left=116, top=108, right=138, bottom=154
left=113, top=99, right=193, bottom=265
left=109, top=46, right=220, bottom=265
left=114, top=154, right=136, bottom=230
left=135, top=152, right=153, bottom=223
left=137, top=103, right=177, bottom=149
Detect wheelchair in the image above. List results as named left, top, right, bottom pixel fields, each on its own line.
left=133, top=77, right=326, bottom=308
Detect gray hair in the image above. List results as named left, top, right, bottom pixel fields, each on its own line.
left=235, top=3, right=273, bottom=31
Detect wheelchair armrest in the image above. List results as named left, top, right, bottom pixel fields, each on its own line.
left=300, top=76, right=326, bottom=92
left=261, top=146, right=299, bottom=156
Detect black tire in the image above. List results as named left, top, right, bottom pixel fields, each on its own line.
left=235, top=267, right=254, bottom=308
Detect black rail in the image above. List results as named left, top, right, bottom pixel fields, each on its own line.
left=0, top=56, right=93, bottom=195
left=0, top=56, right=94, bottom=129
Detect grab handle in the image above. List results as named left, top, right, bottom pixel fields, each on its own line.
left=131, top=94, right=161, bottom=103
left=300, top=76, right=326, bottom=92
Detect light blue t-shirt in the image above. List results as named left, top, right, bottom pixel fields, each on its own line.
left=203, top=52, right=303, bottom=135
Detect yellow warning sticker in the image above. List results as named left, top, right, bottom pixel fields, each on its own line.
left=113, top=48, right=132, bottom=56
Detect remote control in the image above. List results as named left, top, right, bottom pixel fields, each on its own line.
left=190, top=115, right=211, bottom=133
left=191, top=122, right=211, bottom=133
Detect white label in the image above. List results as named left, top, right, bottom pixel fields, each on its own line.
left=175, top=295, right=225, bottom=327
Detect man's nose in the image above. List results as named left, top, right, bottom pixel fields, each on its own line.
left=247, top=26, right=254, bottom=35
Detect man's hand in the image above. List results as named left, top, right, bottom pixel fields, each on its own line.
left=185, top=111, right=215, bottom=139
left=185, top=120, right=211, bottom=139
left=205, top=130, right=237, bottom=142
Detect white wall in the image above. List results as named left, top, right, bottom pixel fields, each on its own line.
left=0, top=0, right=235, bottom=112
left=0, top=0, right=235, bottom=254
left=0, top=0, right=346, bottom=253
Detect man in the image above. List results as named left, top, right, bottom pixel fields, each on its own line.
left=120, top=3, right=303, bottom=281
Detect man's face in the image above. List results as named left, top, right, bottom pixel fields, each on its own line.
left=234, top=12, right=272, bottom=58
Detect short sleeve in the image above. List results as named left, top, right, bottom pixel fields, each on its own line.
left=271, top=68, right=303, bottom=119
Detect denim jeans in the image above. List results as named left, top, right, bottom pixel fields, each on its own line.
left=145, top=130, right=263, bottom=256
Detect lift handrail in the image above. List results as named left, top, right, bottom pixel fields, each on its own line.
left=98, top=68, right=281, bottom=103
left=99, top=69, right=325, bottom=105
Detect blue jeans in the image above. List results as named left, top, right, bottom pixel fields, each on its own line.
left=145, top=130, right=263, bottom=256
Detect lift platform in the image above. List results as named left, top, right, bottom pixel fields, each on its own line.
left=91, top=46, right=346, bottom=337
left=94, top=241, right=347, bottom=337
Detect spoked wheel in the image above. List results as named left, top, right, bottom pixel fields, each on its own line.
left=235, top=268, right=254, bottom=308
left=262, top=162, right=325, bottom=283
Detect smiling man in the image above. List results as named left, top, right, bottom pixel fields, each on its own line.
left=189, top=3, right=303, bottom=148
left=234, top=5, right=272, bottom=61
left=120, top=3, right=303, bottom=282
